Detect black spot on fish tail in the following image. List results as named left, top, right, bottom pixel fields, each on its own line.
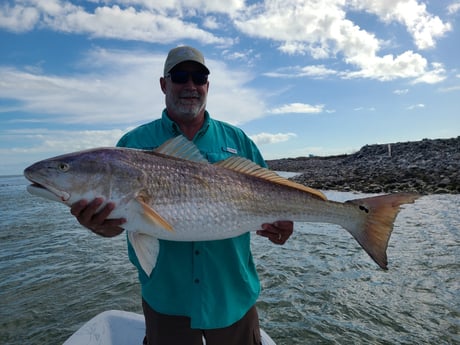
left=359, top=205, right=370, bottom=213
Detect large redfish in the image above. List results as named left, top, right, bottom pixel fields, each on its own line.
left=24, top=136, right=419, bottom=275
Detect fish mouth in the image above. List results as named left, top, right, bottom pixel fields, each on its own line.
left=26, top=181, right=71, bottom=203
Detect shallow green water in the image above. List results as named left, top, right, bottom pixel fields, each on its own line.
left=1, top=176, right=458, bottom=344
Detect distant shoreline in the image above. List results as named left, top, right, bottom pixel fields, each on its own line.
left=8, top=137, right=459, bottom=194
left=267, top=136, right=460, bottom=194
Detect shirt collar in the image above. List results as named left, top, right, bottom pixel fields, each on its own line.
left=161, top=109, right=211, bottom=139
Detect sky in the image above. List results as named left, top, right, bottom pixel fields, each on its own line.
left=1, top=0, right=459, bottom=176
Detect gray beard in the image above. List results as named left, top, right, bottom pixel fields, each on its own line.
left=167, top=94, right=207, bottom=120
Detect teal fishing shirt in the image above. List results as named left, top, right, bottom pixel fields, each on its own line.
left=117, top=110, right=266, bottom=329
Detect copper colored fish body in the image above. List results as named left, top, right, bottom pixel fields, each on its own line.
left=24, top=136, right=420, bottom=275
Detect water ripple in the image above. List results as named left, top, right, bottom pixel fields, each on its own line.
left=1, top=177, right=458, bottom=345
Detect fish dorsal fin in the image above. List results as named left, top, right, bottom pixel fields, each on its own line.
left=154, top=135, right=208, bottom=163
left=216, top=156, right=327, bottom=201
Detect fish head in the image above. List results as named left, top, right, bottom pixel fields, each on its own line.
left=23, top=148, right=146, bottom=206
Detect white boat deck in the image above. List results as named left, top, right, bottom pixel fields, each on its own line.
left=63, top=310, right=276, bottom=345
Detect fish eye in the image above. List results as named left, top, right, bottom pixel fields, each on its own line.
left=58, top=163, right=70, bottom=172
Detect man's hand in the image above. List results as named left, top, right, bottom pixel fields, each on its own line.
left=256, top=220, right=293, bottom=245
left=70, top=198, right=126, bottom=237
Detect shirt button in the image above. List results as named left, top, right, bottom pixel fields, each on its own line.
left=195, top=250, right=200, bottom=255
left=194, top=279, right=200, bottom=284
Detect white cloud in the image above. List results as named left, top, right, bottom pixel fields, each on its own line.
left=234, top=0, right=449, bottom=83
left=54, top=5, right=231, bottom=44
left=251, top=132, right=297, bottom=145
left=411, top=62, right=447, bottom=84
left=0, top=0, right=451, bottom=84
left=221, top=48, right=261, bottom=67
left=343, top=51, right=446, bottom=82
left=447, top=3, right=460, bottom=15
left=234, top=1, right=353, bottom=55
left=438, top=85, right=460, bottom=93
left=270, top=103, right=324, bottom=114
left=0, top=0, right=233, bottom=45
left=0, top=47, right=267, bottom=126
left=407, top=103, right=425, bottom=110
left=354, top=107, right=376, bottom=111
left=1, top=128, right=125, bottom=153
left=120, top=0, right=246, bottom=15
left=0, top=127, right=127, bottom=175
left=206, top=60, right=266, bottom=124
left=394, top=88, right=409, bottom=95
left=203, top=16, right=219, bottom=30
left=349, top=0, right=452, bottom=49
left=300, top=65, right=337, bottom=78
left=0, top=54, right=162, bottom=125
left=265, top=65, right=337, bottom=79
left=265, top=52, right=446, bottom=83
left=0, top=3, right=40, bottom=32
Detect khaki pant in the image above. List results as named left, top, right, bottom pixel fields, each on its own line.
left=142, top=299, right=262, bottom=345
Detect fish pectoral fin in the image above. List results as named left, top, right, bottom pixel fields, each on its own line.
left=135, top=196, right=174, bottom=233
left=216, top=156, right=327, bottom=201
left=128, top=232, right=159, bottom=277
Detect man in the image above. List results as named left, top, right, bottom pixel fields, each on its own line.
left=71, top=46, right=293, bottom=345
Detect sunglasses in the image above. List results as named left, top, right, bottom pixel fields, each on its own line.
left=166, top=71, right=209, bottom=85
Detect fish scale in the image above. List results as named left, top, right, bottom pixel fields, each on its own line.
left=24, top=135, right=420, bottom=276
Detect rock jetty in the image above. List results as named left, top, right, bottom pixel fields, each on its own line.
left=266, top=137, right=459, bottom=194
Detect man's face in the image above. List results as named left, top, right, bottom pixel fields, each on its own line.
left=161, top=61, right=209, bottom=122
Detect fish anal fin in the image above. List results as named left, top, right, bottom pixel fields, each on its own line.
left=345, top=193, right=420, bottom=269
left=154, top=135, right=208, bottom=163
left=135, top=196, right=174, bottom=233
left=216, top=156, right=327, bottom=201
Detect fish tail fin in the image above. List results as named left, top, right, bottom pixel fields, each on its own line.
left=345, top=193, right=420, bottom=269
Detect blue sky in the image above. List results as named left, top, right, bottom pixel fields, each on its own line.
left=1, top=0, right=459, bottom=175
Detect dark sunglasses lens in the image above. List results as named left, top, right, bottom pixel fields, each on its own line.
left=191, top=73, right=208, bottom=85
left=170, top=71, right=208, bottom=85
left=170, top=71, right=188, bottom=83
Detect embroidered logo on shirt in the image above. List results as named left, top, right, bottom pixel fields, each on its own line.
left=223, top=147, right=238, bottom=154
